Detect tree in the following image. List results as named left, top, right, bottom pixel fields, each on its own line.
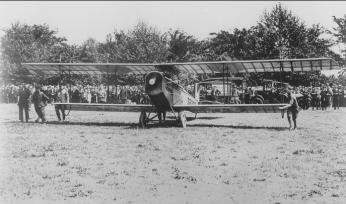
left=0, top=22, right=67, bottom=82
left=330, top=15, right=346, bottom=69
left=78, top=38, right=101, bottom=62
left=165, top=29, right=200, bottom=62
left=97, top=21, right=171, bottom=85
left=207, top=4, right=342, bottom=86
left=99, top=21, right=169, bottom=63
left=255, top=4, right=334, bottom=59
left=331, top=15, right=346, bottom=51
left=208, top=4, right=337, bottom=61
left=208, top=28, right=260, bottom=60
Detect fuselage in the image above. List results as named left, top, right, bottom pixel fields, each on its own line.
left=145, top=71, right=198, bottom=111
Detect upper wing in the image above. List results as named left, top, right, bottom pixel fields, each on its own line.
left=173, top=104, right=286, bottom=113
left=22, top=58, right=340, bottom=76
left=22, top=63, right=157, bottom=76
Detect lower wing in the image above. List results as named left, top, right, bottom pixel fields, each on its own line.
left=54, top=103, right=287, bottom=113
left=54, top=103, right=157, bottom=112
left=173, top=104, right=288, bottom=113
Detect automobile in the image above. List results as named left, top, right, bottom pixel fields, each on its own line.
left=250, top=80, right=289, bottom=104
left=195, top=77, right=246, bottom=104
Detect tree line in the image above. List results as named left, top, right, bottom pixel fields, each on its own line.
left=1, top=4, right=345, bottom=86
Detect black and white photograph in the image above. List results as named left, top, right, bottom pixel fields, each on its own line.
left=0, top=1, right=345, bottom=203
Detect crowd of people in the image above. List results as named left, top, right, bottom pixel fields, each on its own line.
left=1, top=84, right=151, bottom=105
left=1, top=82, right=345, bottom=126
left=1, top=83, right=151, bottom=123
left=196, top=82, right=346, bottom=108
left=292, top=83, right=346, bottom=110
left=2, top=82, right=346, bottom=107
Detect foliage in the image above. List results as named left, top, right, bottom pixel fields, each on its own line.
left=0, top=22, right=67, bottom=82
left=331, top=15, right=346, bottom=49
left=98, top=21, right=169, bottom=63
left=206, top=4, right=342, bottom=86
left=78, top=38, right=102, bottom=63
left=165, top=29, right=200, bottom=62
left=1, top=5, right=345, bottom=87
left=208, top=4, right=335, bottom=60
left=329, top=15, right=346, bottom=69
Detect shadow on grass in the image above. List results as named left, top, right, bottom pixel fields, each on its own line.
left=47, top=121, right=138, bottom=128
left=3, top=120, right=138, bottom=128
left=188, top=124, right=289, bottom=131
left=167, top=116, right=222, bottom=121
left=4, top=120, right=289, bottom=131
left=193, top=116, right=223, bottom=120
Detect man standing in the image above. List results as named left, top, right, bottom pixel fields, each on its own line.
left=279, top=89, right=299, bottom=130
left=321, top=86, right=327, bottom=111
left=17, top=84, right=31, bottom=122
left=333, top=85, right=340, bottom=110
left=232, top=85, right=241, bottom=104
left=32, top=85, right=50, bottom=123
left=326, top=84, right=333, bottom=109
left=340, top=86, right=345, bottom=107
left=55, top=84, right=69, bottom=121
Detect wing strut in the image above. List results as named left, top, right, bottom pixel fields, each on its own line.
left=106, top=66, right=110, bottom=103
left=222, top=64, right=225, bottom=99
left=114, top=69, right=118, bottom=103
left=226, top=65, right=229, bottom=104
left=279, top=61, right=284, bottom=103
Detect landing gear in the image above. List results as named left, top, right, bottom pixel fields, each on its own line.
left=178, top=111, right=187, bottom=128
left=139, top=111, right=148, bottom=128
left=138, top=111, right=166, bottom=128
left=251, top=97, right=264, bottom=104
left=138, top=110, right=188, bottom=128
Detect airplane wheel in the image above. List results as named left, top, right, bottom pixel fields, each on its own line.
left=179, top=111, right=187, bottom=128
left=139, top=111, right=148, bottom=128
left=251, top=97, right=263, bottom=104
left=281, top=110, right=285, bottom=118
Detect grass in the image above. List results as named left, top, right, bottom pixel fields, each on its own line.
left=0, top=104, right=345, bottom=204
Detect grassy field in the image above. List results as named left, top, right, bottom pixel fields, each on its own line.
left=0, top=104, right=346, bottom=204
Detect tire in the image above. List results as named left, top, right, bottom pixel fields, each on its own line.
left=178, top=111, right=187, bottom=128
left=251, top=97, right=263, bottom=104
left=139, top=111, right=148, bottom=128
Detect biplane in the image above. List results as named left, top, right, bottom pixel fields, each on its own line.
left=22, top=58, right=340, bottom=128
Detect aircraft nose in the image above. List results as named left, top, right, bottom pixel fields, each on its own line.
left=149, top=77, right=156, bottom=85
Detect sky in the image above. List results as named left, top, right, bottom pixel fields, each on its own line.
left=0, top=1, right=345, bottom=47
left=0, top=1, right=345, bottom=76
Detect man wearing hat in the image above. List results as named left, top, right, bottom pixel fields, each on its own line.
left=32, top=85, right=50, bottom=123
left=17, top=84, right=31, bottom=122
left=333, top=85, right=340, bottom=110
left=54, top=84, right=69, bottom=121
left=279, top=88, right=299, bottom=130
left=338, top=85, right=344, bottom=108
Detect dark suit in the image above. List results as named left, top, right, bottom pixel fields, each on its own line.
left=54, top=89, right=69, bottom=121
left=17, top=87, right=31, bottom=122
left=32, top=90, right=50, bottom=122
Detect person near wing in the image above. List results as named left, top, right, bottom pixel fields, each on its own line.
left=17, top=84, right=32, bottom=122
left=279, top=88, right=299, bottom=130
left=55, top=84, right=70, bottom=121
left=32, top=85, right=50, bottom=123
